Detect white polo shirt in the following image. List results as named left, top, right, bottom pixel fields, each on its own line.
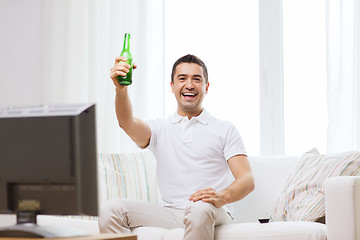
left=146, top=109, right=246, bottom=209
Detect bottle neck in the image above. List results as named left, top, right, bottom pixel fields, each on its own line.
left=123, top=34, right=130, bottom=50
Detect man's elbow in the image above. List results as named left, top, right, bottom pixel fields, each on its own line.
left=248, top=175, right=255, bottom=193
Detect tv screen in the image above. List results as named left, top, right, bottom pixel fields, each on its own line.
left=0, top=103, right=98, bottom=237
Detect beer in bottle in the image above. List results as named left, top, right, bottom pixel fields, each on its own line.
left=117, top=33, right=133, bottom=85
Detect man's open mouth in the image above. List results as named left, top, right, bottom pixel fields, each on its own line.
left=182, top=92, right=197, bottom=98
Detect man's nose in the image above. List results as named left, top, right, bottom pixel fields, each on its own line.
left=185, top=79, right=194, bottom=89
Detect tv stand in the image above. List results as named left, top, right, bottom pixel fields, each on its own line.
left=0, top=212, right=89, bottom=238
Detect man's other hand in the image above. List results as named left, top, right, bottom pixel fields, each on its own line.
left=189, top=187, right=228, bottom=208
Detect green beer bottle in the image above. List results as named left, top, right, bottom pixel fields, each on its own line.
left=117, top=33, right=133, bottom=85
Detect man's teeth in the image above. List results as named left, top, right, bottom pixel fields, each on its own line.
left=182, top=93, right=196, bottom=96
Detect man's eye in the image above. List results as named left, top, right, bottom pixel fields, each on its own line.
left=179, top=78, right=186, bottom=81
left=194, top=78, right=201, bottom=82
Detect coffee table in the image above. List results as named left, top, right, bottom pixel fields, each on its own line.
left=0, top=233, right=137, bottom=240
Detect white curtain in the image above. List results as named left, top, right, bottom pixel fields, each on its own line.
left=41, top=0, right=165, bottom=153
left=326, top=0, right=360, bottom=153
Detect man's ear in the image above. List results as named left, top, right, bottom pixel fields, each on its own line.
left=171, top=81, right=174, bottom=93
left=205, top=82, right=209, bottom=94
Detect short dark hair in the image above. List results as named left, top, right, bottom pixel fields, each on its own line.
left=171, top=54, right=208, bottom=83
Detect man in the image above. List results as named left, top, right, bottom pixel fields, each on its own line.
left=99, top=54, right=255, bottom=240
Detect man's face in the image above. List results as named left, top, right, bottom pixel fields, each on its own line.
left=171, top=63, right=209, bottom=117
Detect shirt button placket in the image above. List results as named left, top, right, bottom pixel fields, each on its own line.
left=183, top=120, right=193, bottom=143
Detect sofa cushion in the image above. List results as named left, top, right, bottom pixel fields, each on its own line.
left=269, top=148, right=360, bottom=222
left=215, top=222, right=326, bottom=240
left=98, top=151, right=158, bottom=204
left=132, top=227, right=166, bottom=240
left=151, top=222, right=326, bottom=240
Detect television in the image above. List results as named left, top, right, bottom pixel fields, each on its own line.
left=0, top=103, right=98, bottom=238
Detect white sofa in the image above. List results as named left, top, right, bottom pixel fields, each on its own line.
left=0, top=151, right=359, bottom=240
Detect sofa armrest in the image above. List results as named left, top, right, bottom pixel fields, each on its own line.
left=325, top=176, right=360, bottom=240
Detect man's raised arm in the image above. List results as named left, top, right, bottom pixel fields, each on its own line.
left=110, top=56, right=151, bottom=148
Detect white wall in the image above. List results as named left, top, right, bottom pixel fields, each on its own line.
left=0, top=0, right=44, bottom=106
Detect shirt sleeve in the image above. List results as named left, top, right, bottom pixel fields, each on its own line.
left=144, top=118, right=160, bottom=152
left=223, top=123, right=247, bottom=161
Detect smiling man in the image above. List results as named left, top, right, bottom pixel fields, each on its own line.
left=171, top=61, right=208, bottom=117
left=99, top=54, right=255, bottom=240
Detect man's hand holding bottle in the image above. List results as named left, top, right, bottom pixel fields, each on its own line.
left=110, top=56, right=137, bottom=92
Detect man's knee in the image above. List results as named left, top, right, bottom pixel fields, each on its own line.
left=99, top=199, right=127, bottom=220
left=184, top=201, right=215, bottom=226
left=98, top=199, right=130, bottom=234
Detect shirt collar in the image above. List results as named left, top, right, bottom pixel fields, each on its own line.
left=169, top=109, right=210, bottom=125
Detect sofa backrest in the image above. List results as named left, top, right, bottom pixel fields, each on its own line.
left=232, top=155, right=299, bottom=223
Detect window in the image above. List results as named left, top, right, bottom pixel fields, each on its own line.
left=283, top=0, right=327, bottom=155
left=164, top=0, right=329, bottom=156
